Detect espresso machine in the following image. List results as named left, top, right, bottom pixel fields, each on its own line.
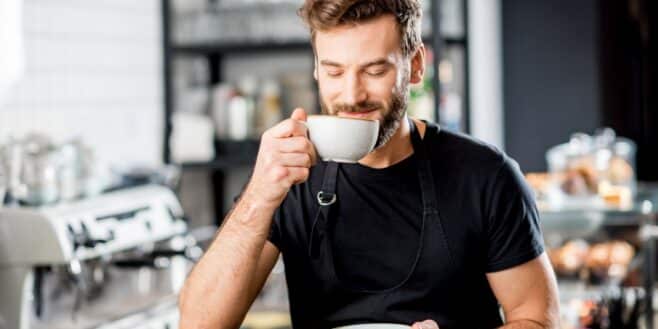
left=0, top=184, right=200, bottom=329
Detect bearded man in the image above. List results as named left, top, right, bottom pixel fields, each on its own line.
left=178, top=1, right=560, bottom=328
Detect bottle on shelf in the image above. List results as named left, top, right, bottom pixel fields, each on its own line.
left=257, top=79, right=283, bottom=135
left=227, top=76, right=258, bottom=141
left=227, top=96, right=249, bottom=141
left=211, top=83, right=234, bottom=139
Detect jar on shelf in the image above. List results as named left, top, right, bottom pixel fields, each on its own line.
left=545, top=129, right=637, bottom=209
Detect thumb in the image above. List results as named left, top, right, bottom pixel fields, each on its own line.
left=291, top=107, right=307, bottom=122
left=411, top=320, right=439, bottom=329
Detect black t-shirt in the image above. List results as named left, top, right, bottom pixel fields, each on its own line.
left=327, top=152, right=422, bottom=291
left=265, top=121, right=544, bottom=327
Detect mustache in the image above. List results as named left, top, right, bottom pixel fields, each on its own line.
left=332, top=101, right=383, bottom=114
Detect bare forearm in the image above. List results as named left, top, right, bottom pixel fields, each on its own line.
left=179, top=109, right=315, bottom=329
left=179, top=192, right=275, bottom=329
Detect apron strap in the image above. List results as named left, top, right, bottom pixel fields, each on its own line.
left=408, top=117, right=439, bottom=212
left=409, top=118, right=454, bottom=268
left=308, top=161, right=339, bottom=258
left=317, top=161, right=339, bottom=206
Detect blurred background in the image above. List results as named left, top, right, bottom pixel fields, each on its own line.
left=0, top=0, right=657, bottom=328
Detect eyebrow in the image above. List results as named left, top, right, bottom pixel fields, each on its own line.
left=319, top=58, right=391, bottom=69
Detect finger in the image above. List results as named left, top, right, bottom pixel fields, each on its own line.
left=277, top=136, right=311, bottom=153
left=290, top=107, right=307, bottom=122
left=268, top=119, right=308, bottom=138
left=411, top=320, right=438, bottom=329
left=277, top=153, right=312, bottom=168
left=287, top=167, right=310, bottom=185
left=277, top=137, right=317, bottom=165
left=308, top=141, right=318, bottom=166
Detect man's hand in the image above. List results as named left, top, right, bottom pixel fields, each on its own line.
left=411, top=319, right=439, bottom=329
left=244, top=108, right=317, bottom=209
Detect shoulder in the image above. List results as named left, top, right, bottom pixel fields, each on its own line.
left=421, top=121, right=510, bottom=179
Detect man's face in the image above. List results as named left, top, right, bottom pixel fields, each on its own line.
left=314, top=15, right=420, bottom=148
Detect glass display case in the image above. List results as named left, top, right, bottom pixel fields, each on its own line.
left=541, top=184, right=658, bottom=328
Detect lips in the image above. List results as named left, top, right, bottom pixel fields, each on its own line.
left=338, top=109, right=378, bottom=119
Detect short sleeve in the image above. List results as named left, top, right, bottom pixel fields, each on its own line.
left=485, top=156, right=544, bottom=272
left=268, top=207, right=284, bottom=250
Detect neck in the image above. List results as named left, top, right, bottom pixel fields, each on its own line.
left=359, top=115, right=420, bottom=168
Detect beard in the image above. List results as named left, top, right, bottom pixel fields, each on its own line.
left=319, top=81, right=409, bottom=149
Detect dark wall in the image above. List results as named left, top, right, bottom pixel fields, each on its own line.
left=644, top=0, right=658, bottom=181
left=599, top=0, right=658, bottom=181
left=502, top=0, right=602, bottom=172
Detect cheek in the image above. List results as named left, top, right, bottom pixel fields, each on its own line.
left=318, top=78, right=342, bottom=101
left=367, top=75, right=398, bottom=103
left=394, top=68, right=410, bottom=93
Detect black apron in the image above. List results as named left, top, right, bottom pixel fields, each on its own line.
left=301, top=118, right=469, bottom=328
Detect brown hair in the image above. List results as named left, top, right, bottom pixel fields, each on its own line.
left=298, top=0, right=423, bottom=57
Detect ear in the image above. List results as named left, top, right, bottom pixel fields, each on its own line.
left=409, top=44, right=426, bottom=84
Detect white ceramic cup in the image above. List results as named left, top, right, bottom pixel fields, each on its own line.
left=305, top=115, right=379, bottom=163
left=333, top=324, right=411, bottom=329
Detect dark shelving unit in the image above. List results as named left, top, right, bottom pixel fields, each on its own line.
left=460, top=0, right=471, bottom=136
left=161, top=0, right=174, bottom=164
left=444, top=37, right=467, bottom=46
left=181, top=139, right=260, bottom=170
left=182, top=158, right=256, bottom=171
left=161, top=0, right=471, bottom=219
left=173, top=40, right=312, bottom=55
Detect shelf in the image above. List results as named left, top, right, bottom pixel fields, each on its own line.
left=181, top=158, right=255, bottom=170
left=181, top=139, right=260, bottom=170
left=171, top=36, right=466, bottom=56
left=539, top=200, right=657, bottom=242
left=422, top=35, right=467, bottom=46
left=540, top=187, right=658, bottom=232
left=541, top=211, right=645, bottom=243
left=443, top=37, right=467, bottom=46
left=172, top=40, right=311, bottom=55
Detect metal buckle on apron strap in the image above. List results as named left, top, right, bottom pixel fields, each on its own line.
left=317, top=191, right=337, bottom=206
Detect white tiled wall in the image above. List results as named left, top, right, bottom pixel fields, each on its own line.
left=0, top=0, right=163, bottom=166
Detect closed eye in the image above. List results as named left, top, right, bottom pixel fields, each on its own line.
left=363, top=62, right=391, bottom=77
left=326, top=70, right=343, bottom=78
left=365, top=69, right=387, bottom=77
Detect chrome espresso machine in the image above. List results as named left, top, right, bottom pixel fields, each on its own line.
left=0, top=185, right=200, bottom=329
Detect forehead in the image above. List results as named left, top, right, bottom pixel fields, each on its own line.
left=314, top=14, right=402, bottom=64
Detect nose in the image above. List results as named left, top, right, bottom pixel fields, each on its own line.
left=341, top=72, right=367, bottom=105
